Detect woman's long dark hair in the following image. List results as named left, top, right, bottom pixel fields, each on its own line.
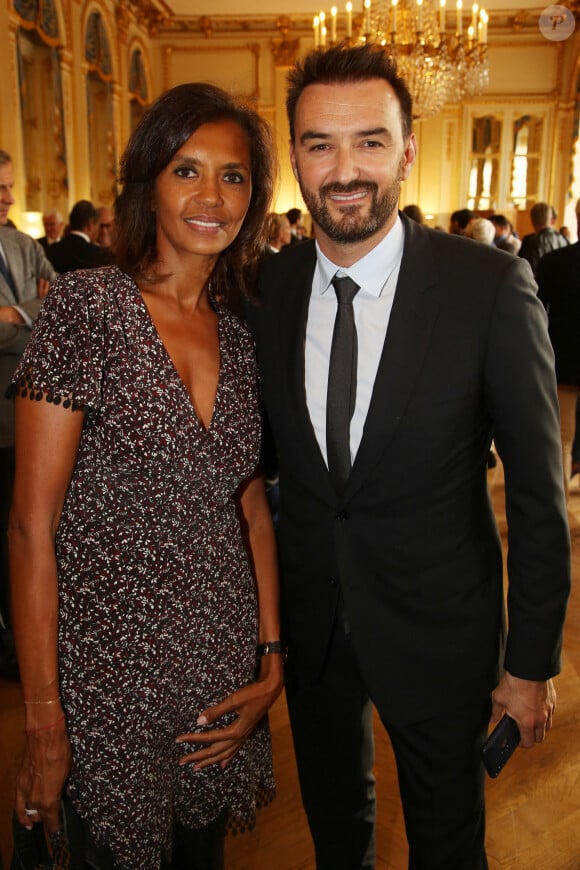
left=114, top=82, right=277, bottom=307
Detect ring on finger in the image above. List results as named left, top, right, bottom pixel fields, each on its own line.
left=24, top=808, right=39, bottom=816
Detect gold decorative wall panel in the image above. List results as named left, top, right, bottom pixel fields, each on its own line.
left=162, top=43, right=260, bottom=99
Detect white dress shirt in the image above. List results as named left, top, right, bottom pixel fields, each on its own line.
left=305, top=216, right=405, bottom=467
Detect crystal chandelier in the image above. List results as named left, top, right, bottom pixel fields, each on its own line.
left=314, top=0, right=490, bottom=119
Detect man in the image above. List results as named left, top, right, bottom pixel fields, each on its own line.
left=536, top=198, right=580, bottom=498
left=47, top=199, right=112, bottom=272
left=401, top=203, right=424, bottom=224
left=286, top=206, right=306, bottom=243
left=96, top=204, right=115, bottom=252
left=449, top=207, right=473, bottom=235
left=489, top=213, right=520, bottom=254
left=0, top=150, right=16, bottom=227
left=37, top=208, right=64, bottom=251
left=518, top=201, right=567, bottom=276
left=0, top=188, right=57, bottom=678
left=252, top=45, right=570, bottom=869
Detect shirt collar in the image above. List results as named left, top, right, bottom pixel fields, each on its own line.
left=70, top=230, right=91, bottom=243
left=315, top=215, right=405, bottom=298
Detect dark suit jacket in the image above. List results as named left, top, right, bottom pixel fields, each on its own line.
left=252, top=214, right=570, bottom=724
left=46, top=233, right=112, bottom=273
left=0, top=227, right=57, bottom=447
left=536, top=241, right=580, bottom=386
left=519, top=227, right=567, bottom=276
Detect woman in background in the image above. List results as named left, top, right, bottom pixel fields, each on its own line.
left=8, top=82, right=282, bottom=869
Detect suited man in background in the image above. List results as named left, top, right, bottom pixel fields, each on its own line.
left=0, top=166, right=57, bottom=677
left=47, top=199, right=113, bottom=272
left=37, top=208, right=65, bottom=252
left=252, top=45, right=570, bottom=869
left=286, top=207, right=306, bottom=244
left=536, top=197, right=580, bottom=499
left=0, top=150, right=16, bottom=229
left=518, top=201, right=568, bottom=276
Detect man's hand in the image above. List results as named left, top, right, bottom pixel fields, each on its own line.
left=0, top=305, right=24, bottom=324
left=491, top=671, right=556, bottom=748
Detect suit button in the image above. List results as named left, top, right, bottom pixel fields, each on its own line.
left=336, top=511, right=350, bottom=521
left=328, top=577, right=337, bottom=587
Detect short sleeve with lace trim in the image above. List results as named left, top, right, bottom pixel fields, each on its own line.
left=7, top=267, right=117, bottom=413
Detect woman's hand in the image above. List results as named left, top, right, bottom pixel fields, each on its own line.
left=175, top=655, right=284, bottom=770
left=14, top=716, right=72, bottom=833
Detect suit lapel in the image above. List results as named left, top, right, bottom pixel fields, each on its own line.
left=345, top=217, right=440, bottom=499
left=0, top=232, right=22, bottom=305
left=278, top=242, right=336, bottom=495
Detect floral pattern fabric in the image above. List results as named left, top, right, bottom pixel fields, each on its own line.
left=10, top=267, right=274, bottom=869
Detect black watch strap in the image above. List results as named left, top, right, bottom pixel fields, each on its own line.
left=257, top=641, right=287, bottom=657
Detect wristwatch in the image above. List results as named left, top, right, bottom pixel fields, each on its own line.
left=256, top=640, right=288, bottom=659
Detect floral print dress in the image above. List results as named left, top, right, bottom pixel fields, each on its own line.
left=10, top=266, right=274, bottom=868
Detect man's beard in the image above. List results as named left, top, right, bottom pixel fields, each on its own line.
left=298, top=169, right=402, bottom=244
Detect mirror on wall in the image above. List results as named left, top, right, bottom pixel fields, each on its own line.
left=510, top=114, right=543, bottom=212
left=129, top=49, right=149, bottom=134
left=85, top=12, right=117, bottom=206
left=17, top=28, right=68, bottom=219
left=468, top=115, right=502, bottom=211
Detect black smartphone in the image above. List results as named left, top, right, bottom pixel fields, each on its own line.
left=482, top=714, right=521, bottom=778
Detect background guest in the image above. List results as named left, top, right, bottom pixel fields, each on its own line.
left=46, top=200, right=113, bottom=272
left=489, top=213, right=521, bottom=254
left=449, top=207, right=474, bottom=235
left=401, top=203, right=424, bottom=224
left=37, top=210, right=64, bottom=252
left=465, top=216, right=495, bottom=245
left=264, top=212, right=292, bottom=254
left=537, top=197, right=580, bottom=498
left=96, top=205, right=115, bottom=253
left=519, top=201, right=568, bottom=276
left=286, top=207, right=306, bottom=244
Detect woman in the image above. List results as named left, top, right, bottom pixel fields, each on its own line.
left=264, top=212, right=292, bottom=254
left=8, top=83, right=283, bottom=869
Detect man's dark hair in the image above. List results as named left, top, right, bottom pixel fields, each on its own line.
left=286, top=43, right=413, bottom=143
left=450, top=208, right=474, bottom=230
left=114, top=82, right=277, bottom=307
left=69, top=200, right=99, bottom=231
left=530, top=202, right=551, bottom=230
left=402, top=204, right=424, bottom=224
left=286, top=207, right=302, bottom=226
left=489, top=214, right=509, bottom=230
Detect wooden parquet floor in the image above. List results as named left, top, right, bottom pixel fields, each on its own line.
left=1, top=459, right=579, bottom=868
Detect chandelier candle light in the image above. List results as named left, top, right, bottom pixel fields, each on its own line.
left=312, top=0, right=490, bottom=118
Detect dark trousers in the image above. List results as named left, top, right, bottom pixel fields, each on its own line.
left=285, top=620, right=490, bottom=870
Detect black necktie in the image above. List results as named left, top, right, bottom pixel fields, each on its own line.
left=0, top=252, right=16, bottom=296
left=326, top=275, right=360, bottom=491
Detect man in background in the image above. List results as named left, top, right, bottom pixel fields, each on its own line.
left=449, top=207, right=474, bottom=235
left=536, top=198, right=580, bottom=499
left=47, top=199, right=112, bottom=272
left=37, top=209, right=65, bottom=252
left=0, top=150, right=16, bottom=228
left=286, top=207, right=306, bottom=244
left=519, top=201, right=568, bottom=276
left=489, top=213, right=521, bottom=254
left=97, top=204, right=115, bottom=255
